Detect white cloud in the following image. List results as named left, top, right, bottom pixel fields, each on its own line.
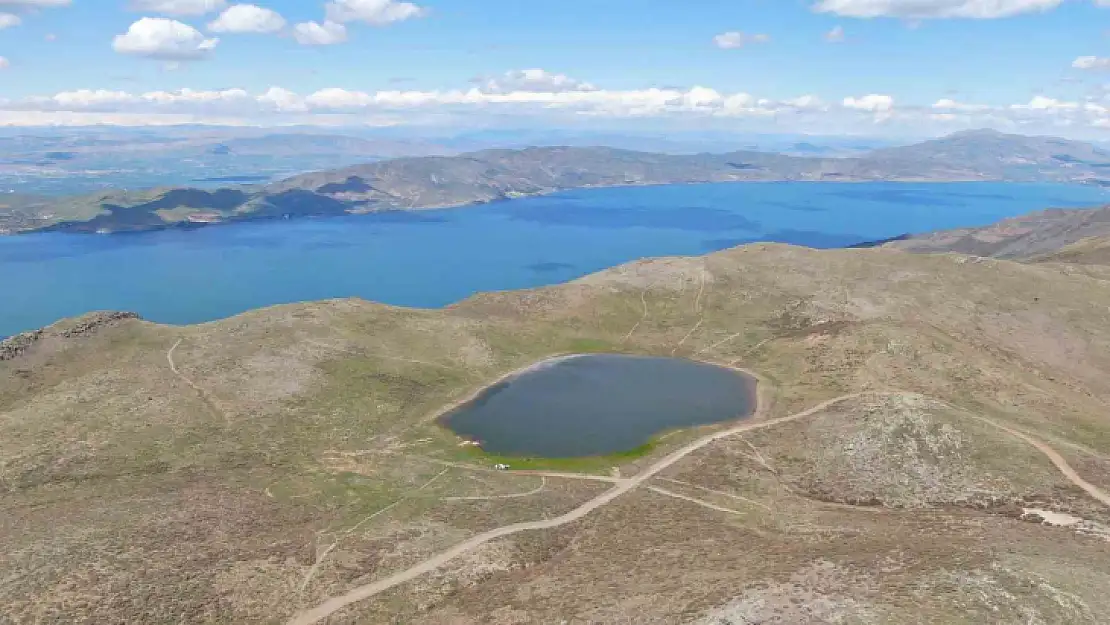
left=141, top=87, right=250, bottom=105
left=783, top=95, right=828, bottom=110
left=932, top=98, right=993, bottom=111
left=0, top=57, right=8, bottom=69
left=478, top=69, right=597, bottom=94
left=825, top=25, right=845, bottom=42
left=257, top=86, right=306, bottom=111
left=47, top=89, right=138, bottom=108
left=1011, top=95, right=1080, bottom=111
left=324, top=0, right=427, bottom=25
left=293, top=20, right=347, bottom=45
left=1074, top=56, right=1110, bottom=70
left=713, top=31, right=771, bottom=49
left=0, top=13, right=21, bottom=29
left=208, top=4, right=286, bottom=33
left=128, top=0, right=226, bottom=16
left=813, top=0, right=1064, bottom=19
left=843, top=93, right=894, bottom=111
left=113, top=17, right=219, bottom=60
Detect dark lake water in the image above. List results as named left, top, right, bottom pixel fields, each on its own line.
left=1, top=181, right=1107, bottom=337
left=441, top=354, right=758, bottom=458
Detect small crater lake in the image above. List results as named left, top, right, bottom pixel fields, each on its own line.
left=441, top=354, right=757, bottom=458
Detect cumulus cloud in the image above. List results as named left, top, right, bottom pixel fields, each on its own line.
left=813, top=0, right=1064, bottom=19
left=825, top=25, right=845, bottom=42
left=208, top=4, right=286, bottom=33
left=713, top=31, right=771, bottom=49
left=477, top=69, right=597, bottom=94
left=843, top=93, right=894, bottom=111
left=257, top=86, right=306, bottom=111
left=128, top=0, right=226, bottom=16
left=0, top=13, right=21, bottom=29
left=113, top=18, right=219, bottom=60
left=324, top=0, right=427, bottom=25
left=293, top=20, right=347, bottom=45
left=0, top=57, right=8, bottom=69
left=1074, top=56, right=1110, bottom=70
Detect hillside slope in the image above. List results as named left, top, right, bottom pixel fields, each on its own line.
left=887, top=204, right=1110, bottom=259
left=4, top=243, right=1110, bottom=623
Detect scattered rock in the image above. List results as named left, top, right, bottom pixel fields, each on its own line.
left=0, top=311, right=140, bottom=361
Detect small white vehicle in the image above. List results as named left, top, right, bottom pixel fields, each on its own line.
left=493, top=463, right=511, bottom=471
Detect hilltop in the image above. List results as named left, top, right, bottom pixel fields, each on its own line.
left=4, top=237, right=1110, bottom=623
left=3, top=129, right=1109, bottom=234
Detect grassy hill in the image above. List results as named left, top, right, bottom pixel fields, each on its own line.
left=4, top=242, right=1110, bottom=623
left=888, top=203, right=1110, bottom=259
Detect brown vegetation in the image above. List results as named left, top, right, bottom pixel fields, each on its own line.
left=4, top=243, right=1110, bottom=623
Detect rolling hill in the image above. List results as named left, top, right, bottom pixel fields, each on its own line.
left=4, top=233, right=1110, bottom=622
left=887, top=203, right=1110, bottom=259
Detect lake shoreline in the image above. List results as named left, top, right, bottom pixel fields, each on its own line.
left=3, top=181, right=1106, bottom=338
left=437, top=353, right=760, bottom=459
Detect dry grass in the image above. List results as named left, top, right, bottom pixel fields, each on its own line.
left=5, top=244, right=1110, bottom=622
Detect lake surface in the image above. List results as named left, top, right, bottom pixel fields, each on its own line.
left=2, top=181, right=1107, bottom=337
left=441, top=354, right=757, bottom=457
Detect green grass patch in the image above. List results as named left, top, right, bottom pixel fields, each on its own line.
left=563, top=337, right=618, bottom=353
left=451, top=439, right=658, bottom=473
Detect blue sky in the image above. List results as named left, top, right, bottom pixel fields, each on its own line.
left=1, top=0, right=1109, bottom=136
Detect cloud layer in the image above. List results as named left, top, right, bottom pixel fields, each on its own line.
left=5, top=67, right=1110, bottom=138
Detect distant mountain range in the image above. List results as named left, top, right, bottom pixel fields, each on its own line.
left=3, top=129, right=1110, bottom=235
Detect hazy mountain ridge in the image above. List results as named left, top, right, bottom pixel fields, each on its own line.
left=2, top=129, right=1108, bottom=235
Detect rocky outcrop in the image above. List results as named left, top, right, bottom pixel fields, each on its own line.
left=0, top=311, right=140, bottom=361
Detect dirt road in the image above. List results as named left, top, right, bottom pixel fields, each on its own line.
left=288, top=390, right=1110, bottom=624
left=968, top=414, right=1110, bottom=507
left=287, top=392, right=873, bottom=625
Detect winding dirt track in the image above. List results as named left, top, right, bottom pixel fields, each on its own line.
left=287, top=387, right=1110, bottom=625
left=167, top=339, right=228, bottom=423
left=287, top=392, right=873, bottom=625
left=968, top=414, right=1110, bottom=507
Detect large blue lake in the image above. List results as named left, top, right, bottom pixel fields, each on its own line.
left=2, top=181, right=1107, bottom=337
